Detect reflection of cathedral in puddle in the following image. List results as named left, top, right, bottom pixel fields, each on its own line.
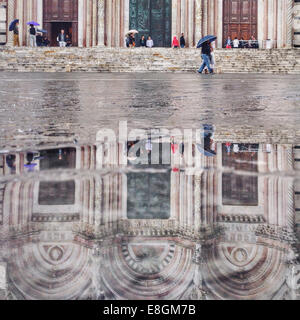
left=0, top=141, right=299, bottom=300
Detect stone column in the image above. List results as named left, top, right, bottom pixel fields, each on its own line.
left=78, top=0, right=84, bottom=47
left=171, top=0, right=178, bottom=38
left=37, top=0, right=43, bottom=28
left=124, top=0, right=129, bottom=46
left=16, top=0, right=24, bottom=46
left=0, top=263, right=7, bottom=291
left=97, top=0, right=105, bottom=46
left=286, top=0, right=293, bottom=47
left=257, top=0, right=265, bottom=47
left=6, top=0, right=16, bottom=46
left=277, top=0, right=283, bottom=48
left=86, top=0, right=91, bottom=47
left=194, top=173, right=202, bottom=231
left=209, top=0, right=214, bottom=36
left=203, top=0, right=208, bottom=37
left=188, top=0, right=194, bottom=46
left=92, top=243, right=105, bottom=300
left=115, top=0, right=120, bottom=47
left=180, top=0, right=186, bottom=35
left=92, top=0, right=97, bottom=46
left=195, top=0, right=202, bottom=43
left=217, top=0, right=223, bottom=48
left=107, top=0, right=112, bottom=47
left=267, top=0, right=274, bottom=41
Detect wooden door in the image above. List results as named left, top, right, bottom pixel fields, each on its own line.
left=43, top=0, right=78, bottom=46
left=223, top=0, right=257, bottom=46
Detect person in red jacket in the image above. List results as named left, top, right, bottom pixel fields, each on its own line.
left=172, top=36, right=179, bottom=48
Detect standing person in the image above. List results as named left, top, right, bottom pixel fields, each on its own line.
left=233, top=37, right=239, bottom=48
left=197, top=40, right=213, bottom=74
left=29, top=24, right=37, bottom=47
left=13, top=22, right=20, bottom=47
left=140, top=35, right=146, bottom=47
left=57, top=29, right=67, bottom=47
left=226, top=36, right=232, bottom=48
left=172, top=36, right=179, bottom=48
left=180, top=33, right=186, bottom=48
left=146, top=36, right=154, bottom=48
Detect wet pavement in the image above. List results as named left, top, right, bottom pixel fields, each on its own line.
left=0, top=73, right=299, bottom=300
left=0, top=73, right=300, bottom=149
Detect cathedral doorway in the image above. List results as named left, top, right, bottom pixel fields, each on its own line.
left=43, top=0, right=78, bottom=46
left=129, top=0, right=172, bottom=47
left=223, top=0, right=258, bottom=47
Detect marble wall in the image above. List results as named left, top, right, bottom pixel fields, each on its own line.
left=3, top=0, right=297, bottom=48
left=0, top=1, right=7, bottom=45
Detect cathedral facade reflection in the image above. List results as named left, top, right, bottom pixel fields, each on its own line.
left=0, top=138, right=299, bottom=300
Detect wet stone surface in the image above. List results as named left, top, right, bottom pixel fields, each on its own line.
left=0, top=72, right=299, bottom=300
left=0, top=73, right=299, bottom=149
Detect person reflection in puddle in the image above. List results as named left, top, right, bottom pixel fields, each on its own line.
left=24, top=152, right=37, bottom=172
left=6, top=155, right=16, bottom=174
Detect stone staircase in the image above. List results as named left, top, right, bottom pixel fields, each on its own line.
left=0, top=46, right=300, bottom=73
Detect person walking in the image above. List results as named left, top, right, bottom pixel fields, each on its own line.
left=172, top=36, right=179, bottom=48
left=146, top=36, right=154, bottom=48
left=180, top=33, right=185, bottom=48
left=140, top=35, right=146, bottom=47
left=198, top=40, right=213, bottom=74
left=57, top=29, right=67, bottom=47
left=29, top=24, right=37, bottom=47
left=13, top=22, right=20, bottom=47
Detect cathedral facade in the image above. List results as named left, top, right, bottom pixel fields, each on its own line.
left=0, top=0, right=299, bottom=48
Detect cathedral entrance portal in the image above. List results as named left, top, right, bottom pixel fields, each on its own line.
left=129, top=0, right=172, bottom=47
left=223, top=0, right=258, bottom=47
left=43, top=0, right=78, bottom=46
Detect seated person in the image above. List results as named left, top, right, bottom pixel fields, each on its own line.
left=249, top=35, right=258, bottom=48
left=36, top=33, right=43, bottom=46
left=66, top=34, right=72, bottom=47
left=42, top=36, right=50, bottom=47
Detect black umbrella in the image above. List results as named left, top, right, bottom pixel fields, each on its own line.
left=197, top=35, right=217, bottom=48
left=9, top=19, right=19, bottom=32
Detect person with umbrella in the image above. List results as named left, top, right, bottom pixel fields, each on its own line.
left=9, top=19, right=19, bottom=46
left=13, top=21, right=19, bottom=47
left=197, top=35, right=216, bottom=74
left=125, top=30, right=138, bottom=48
left=129, top=33, right=135, bottom=48
left=13, top=22, right=20, bottom=47
left=28, top=24, right=37, bottom=47
left=27, top=21, right=39, bottom=47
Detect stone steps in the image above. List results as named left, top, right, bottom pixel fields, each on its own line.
left=0, top=47, right=299, bottom=73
